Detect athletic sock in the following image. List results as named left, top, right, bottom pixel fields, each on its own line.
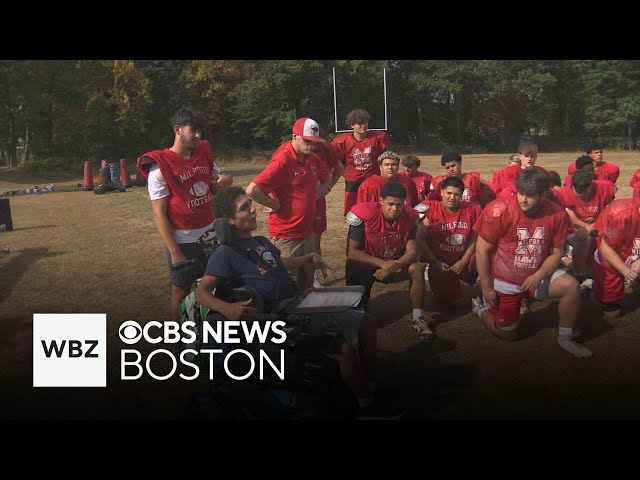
left=559, top=326, right=573, bottom=337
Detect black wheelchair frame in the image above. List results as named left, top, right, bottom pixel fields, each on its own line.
left=175, top=219, right=358, bottom=420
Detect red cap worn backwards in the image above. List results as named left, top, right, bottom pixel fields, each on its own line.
left=292, top=117, right=326, bottom=143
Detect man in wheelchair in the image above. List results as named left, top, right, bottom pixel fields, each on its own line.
left=194, top=186, right=406, bottom=419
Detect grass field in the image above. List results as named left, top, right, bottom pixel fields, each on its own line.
left=1, top=150, right=640, bottom=420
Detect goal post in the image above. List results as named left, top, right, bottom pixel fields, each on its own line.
left=333, top=67, right=388, bottom=133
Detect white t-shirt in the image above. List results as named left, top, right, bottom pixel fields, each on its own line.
left=147, top=164, right=213, bottom=244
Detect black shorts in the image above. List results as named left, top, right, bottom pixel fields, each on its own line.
left=345, top=260, right=377, bottom=307
left=165, top=242, right=207, bottom=287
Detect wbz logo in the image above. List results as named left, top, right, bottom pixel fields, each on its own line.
left=41, top=339, right=99, bottom=358
left=33, top=314, right=106, bottom=387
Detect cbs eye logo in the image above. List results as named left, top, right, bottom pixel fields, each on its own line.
left=119, top=321, right=142, bottom=345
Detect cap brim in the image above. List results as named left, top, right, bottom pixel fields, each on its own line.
left=301, top=136, right=326, bottom=143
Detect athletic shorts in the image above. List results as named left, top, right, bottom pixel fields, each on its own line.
left=314, top=197, right=327, bottom=234
left=165, top=242, right=206, bottom=287
left=592, top=249, right=637, bottom=304
left=427, top=260, right=478, bottom=304
left=490, top=269, right=567, bottom=331
left=272, top=235, right=315, bottom=290
left=343, top=180, right=362, bottom=216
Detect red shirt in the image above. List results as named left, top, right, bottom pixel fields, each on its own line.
left=491, top=165, right=521, bottom=195
left=635, top=184, right=640, bottom=199
left=416, top=200, right=482, bottom=265
left=554, top=180, right=616, bottom=224
left=399, top=170, right=433, bottom=201
left=473, top=196, right=572, bottom=285
left=253, top=141, right=329, bottom=240
left=428, top=172, right=483, bottom=204
left=349, top=202, right=418, bottom=262
left=313, top=142, right=342, bottom=213
left=496, top=166, right=554, bottom=199
left=332, top=131, right=391, bottom=183
left=141, top=140, right=214, bottom=230
left=313, top=141, right=341, bottom=172
left=629, top=168, right=640, bottom=188
left=567, top=161, right=620, bottom=184
left=594, top=198, right=640, bottom=267
left=357, top=174, right=419, bottom=207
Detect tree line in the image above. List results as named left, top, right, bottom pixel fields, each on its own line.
left=1, top=60, right=639, bottom=170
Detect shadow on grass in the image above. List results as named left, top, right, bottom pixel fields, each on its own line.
left=0, top=247, right=60, bottom=304
left=367, top=290, right=413, bottom=328
left=517, top=296, right=610, bottom=343
left=224, top=167, right=264, bottom=178
left=9, top=225, right=56, bottom=232
left=0, top=247, right=61, bottom=350
left=376, top=338, right=477, bottom=419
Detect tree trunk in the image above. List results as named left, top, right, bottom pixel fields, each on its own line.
left=7, top=108, right=17, bottom=169
left=628, top=124, right=634, bottom=151
left=455, top=93, right=463, bottom=146
left=20, top=120, right=31, bottom=165
left=562, top=82, right=571, bottom=135
left=415, top=98, right=424, bottom=146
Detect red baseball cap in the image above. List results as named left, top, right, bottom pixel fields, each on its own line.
left=292, top=117, right=326, bottom=143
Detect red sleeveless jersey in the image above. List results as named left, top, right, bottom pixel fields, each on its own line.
left=142, top=140, right=214, bottom=230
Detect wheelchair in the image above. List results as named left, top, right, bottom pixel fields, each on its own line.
left=175, top=219, right=362, bottom=420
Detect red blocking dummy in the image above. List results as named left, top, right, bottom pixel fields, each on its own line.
left=82, top=161, right=94, bottom=191
left=120, top=158, right=132, bottom=187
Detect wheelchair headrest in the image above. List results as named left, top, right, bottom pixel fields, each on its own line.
left=197, top=218, right=232, bottom=254
left=213, top=217, right=232, bottom=245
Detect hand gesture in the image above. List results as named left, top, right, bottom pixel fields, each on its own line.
left=311, top=253, right=330, bottom=278
left=449, top=259, right=466, bottom=275
left=519, top=273, right=542, bottom=293
left=481, top=287, right=498, bottom=308
left=380, top=259, right=401, bottom=273
left=170, top=250, right=187, bottom=266
left=373, top=268, right=394, bottom=282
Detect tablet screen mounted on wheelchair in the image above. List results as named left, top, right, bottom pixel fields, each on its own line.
left=284, top=285, right=365, bottom=314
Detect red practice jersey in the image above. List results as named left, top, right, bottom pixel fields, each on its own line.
left=567, top=161, right=620, bottom=184
left=428, top=172, right=483, bottom=204
left=347, top=202, right=418, bottom=262
left=415, top=200, right=482, bottom=265
left=629, top=168, right=640, bottom=188
left=594, top=198, right=640, bottom=266
left=399, top=170, right=433, bottom=201
left=141, top=140, right=214, bottom=230
left=357, top=174, right=419, bottom=207
left=473, top=196, right=572, bottom=285
left=332, top=131, right=391, bottom=183
left=554, top=180, right=616, bottom=224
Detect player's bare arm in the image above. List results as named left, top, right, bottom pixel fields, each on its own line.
left=475, top=235, right=497, bottom=307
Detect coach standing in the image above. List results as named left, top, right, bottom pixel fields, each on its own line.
left=247, top=117, right=331, bottom=291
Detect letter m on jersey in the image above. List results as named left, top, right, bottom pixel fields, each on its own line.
left=515, top=227, right=545, bottom=256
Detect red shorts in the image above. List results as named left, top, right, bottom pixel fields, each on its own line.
left=427, top=261, right=478, bottom=304
left=592, top=250, right=627, bottom=304
left=344, top=191, right=358, bottom=217
left=314, top=197, right=327, bottom=234
left=490, top=291, right=535, bottom=330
